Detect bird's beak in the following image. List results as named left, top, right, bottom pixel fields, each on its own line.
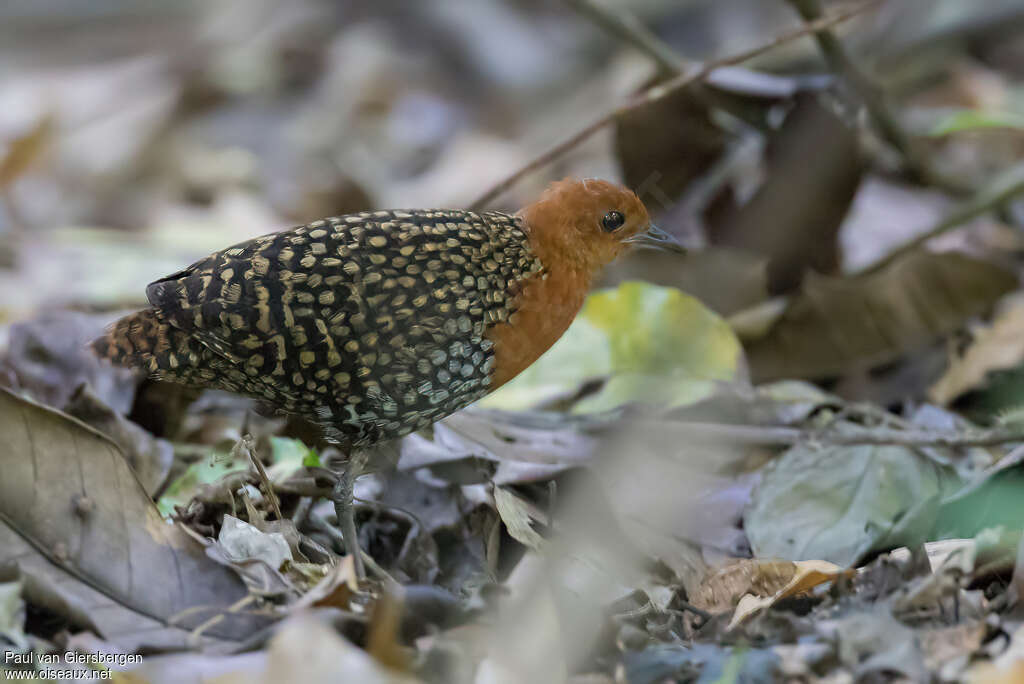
left=624, top=224, right=687, bottom=254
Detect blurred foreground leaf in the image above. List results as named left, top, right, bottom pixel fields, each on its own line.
left=745, top=252, right=1017, bottom=382
left=0, top=388, right=267, bottom=648
left=124, top=612, right=416, bottom=684
left=482, top=282, right=743, bottom=411
left=745, top=428, right=960, bottom=566
left=0, top=114, right=53, bottom=189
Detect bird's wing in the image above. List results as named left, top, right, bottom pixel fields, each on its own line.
left=144, top=210, right=541, bottom=426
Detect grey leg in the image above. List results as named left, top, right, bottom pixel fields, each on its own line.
left=331, top=455, right=366, bottom=581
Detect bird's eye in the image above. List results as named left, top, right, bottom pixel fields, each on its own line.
left=601, top=210, right=625, bottom=232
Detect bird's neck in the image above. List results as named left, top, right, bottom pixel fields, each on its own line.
left=485, top=250, right=594, bottom=390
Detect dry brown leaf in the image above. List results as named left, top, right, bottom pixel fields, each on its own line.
left=0, top=387, right=268, bottom=649
left=292, top=557, right=357, bottom=612
left=723, top=560, right=853, bottom=630
left=930, top=295, right=1024, bottom=404
left=614, top=80, right=728, bottom=216
left=493, top=486, right=546, bottom=551
left=745, top=252, right=1017, bottom=382
left=968, top=661, right=1024, bottom=684
left=692, top=559, right=797, bottom=614
left=125, top=612, right=418, bottom=684
left=367, top=589, right=410, bottom=672
left=710, top=95, right=862, bottom=294
left=968, top=622, right=1024, bottom=683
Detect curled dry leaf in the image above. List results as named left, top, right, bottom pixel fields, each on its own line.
left=693, top=559, right=798, bottom=615
left=493, top=486, right=546, bottom=552
left=218, top=515, right=293, bottom=570
left=725, top=560, right=853, bottom=630
left=292, top=557, right=358, bottom=612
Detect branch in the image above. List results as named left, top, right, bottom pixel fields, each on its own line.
left=864, top=160, right=1024, bottom=273
left=470, top=408, right=1024, bottom=450
left=784, top=0, right=971, bottom=194
left=635, top=420, right=1024, bottom=449
left=469, top=1, right=880, bottom=211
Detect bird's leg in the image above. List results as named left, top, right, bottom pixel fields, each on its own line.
left=331, top=450, right=366, bottom=581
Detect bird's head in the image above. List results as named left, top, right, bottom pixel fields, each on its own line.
left=518, top=178, right=684, bottom=274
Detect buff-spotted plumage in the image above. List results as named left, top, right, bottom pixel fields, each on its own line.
left=93, top=179, right=678, bottom=449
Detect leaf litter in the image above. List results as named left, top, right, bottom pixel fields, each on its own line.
left=4, top=1, right=1024, bottom=681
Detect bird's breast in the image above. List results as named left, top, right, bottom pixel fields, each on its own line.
left=484, top=264, right=589, bottom=389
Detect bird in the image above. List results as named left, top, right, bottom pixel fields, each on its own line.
left=92, top=178, right=684, bottom=579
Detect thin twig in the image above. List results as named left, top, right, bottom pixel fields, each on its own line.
left=469, top=1, right=880, bottom=210
left=784, top=0, right=969, bottom=194
left=237, top=434, right=283, bottom=521
left=864, top=161, right=1024, bottom=273
left=646, top=420, right=1024, bottom=449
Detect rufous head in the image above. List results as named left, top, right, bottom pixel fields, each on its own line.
left=518, top=178, right=684, bottom=273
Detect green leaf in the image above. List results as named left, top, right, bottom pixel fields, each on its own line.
left=482, top=282, right=743, bottom=411
left=302, top=448, right=322, bottom=468
left=745, top=428, right=961, bottom=566
left=268, top=436, right=320, bottom=470
left=934, top=454, right=1024, bottom=540
left=929, top=109, right=1024, bottom=136
left=157, top=449, right=238, bottom=517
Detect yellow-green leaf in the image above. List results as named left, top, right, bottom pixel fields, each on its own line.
left=482, top=282, right=743, bottom=411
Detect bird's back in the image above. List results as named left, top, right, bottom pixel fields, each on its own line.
left=95, top=209, right=543, bottom=446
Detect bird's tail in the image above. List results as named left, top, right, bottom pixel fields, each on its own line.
left=92, top=309, right=169, bottom=369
